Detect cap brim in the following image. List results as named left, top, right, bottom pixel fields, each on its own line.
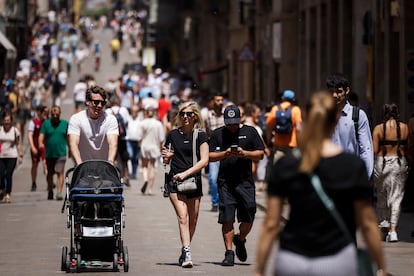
left=224, top=118, right=240, bottom=125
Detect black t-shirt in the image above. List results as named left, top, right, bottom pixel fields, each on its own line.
left=164, top=128, right=209, bottom=176
left=209, top=125, right=265, bottom=186
left=267, top=152, right=371, bottom=257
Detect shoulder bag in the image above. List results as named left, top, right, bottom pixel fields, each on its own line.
left=310, top=173, right=377, bottom=276
left=175, top=129, right=198, bottom=193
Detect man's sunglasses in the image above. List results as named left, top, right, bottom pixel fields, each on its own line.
left=90, top=100, right=107, bottom=106
left=179, top=111, right=194, bottom=117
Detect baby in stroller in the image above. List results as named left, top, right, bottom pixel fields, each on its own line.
left=61, top=160, right=129, bottom=273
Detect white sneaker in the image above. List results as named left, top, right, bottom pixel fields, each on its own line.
left=378, top=220, right=390, bottom=228
left=181, top=250, right=193, bottom=268
left=386, top=231, right=398, bottom=242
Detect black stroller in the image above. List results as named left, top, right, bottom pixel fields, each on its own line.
left=61, top=160, right=129, bottom=273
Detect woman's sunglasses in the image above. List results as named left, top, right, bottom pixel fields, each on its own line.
left=179, top=111, right=194, bottom=117
left=90, top=100, right=107, bottom=106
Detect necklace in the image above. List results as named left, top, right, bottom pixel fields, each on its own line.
left=89, top=117, right=102, bottom=140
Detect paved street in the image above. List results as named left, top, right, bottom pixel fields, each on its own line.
left=1, top=28, right=414, bottom=275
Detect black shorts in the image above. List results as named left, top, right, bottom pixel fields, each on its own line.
left=166, top=173, right=203, bottom=199
left=218, top=180, right=256, bottom=224
left=46, top=157, right=66, bottom=176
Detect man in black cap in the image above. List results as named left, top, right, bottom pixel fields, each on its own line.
left=209, top=104, right=265, bottom=266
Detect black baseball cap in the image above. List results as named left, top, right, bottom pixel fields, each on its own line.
left=224, top=105, right=241, bottom=125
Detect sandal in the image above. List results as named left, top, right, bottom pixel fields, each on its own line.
left=5, top=194, right=11, bottom=203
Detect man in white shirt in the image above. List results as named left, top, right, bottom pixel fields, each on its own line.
left=68, top=85, right=118, bottom=165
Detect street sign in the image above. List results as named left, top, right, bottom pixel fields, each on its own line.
left=238, top=43, right=255, bottom=62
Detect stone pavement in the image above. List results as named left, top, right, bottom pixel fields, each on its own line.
left=0, top=156, right=275, bottom=275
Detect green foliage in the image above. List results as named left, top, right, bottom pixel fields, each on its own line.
left=81, top=6, right=110, bottom=20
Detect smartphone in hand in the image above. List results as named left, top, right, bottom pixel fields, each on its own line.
left=230, top=145, right=238, bottom=152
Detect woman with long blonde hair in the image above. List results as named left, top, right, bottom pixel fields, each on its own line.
left=161, top=102, right=209, bottom=268
left=255, top=90, right=386, bottom=276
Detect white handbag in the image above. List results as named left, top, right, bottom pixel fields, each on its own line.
left=175, top=129, right=198, bottom=193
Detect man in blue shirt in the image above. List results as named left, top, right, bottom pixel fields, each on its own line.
left=326, top=73, right=373, bottom=178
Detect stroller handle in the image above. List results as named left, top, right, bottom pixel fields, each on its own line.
left=65, top=167, right=76, bottom=178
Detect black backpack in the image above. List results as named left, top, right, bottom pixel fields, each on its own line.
left=275, top=104, right=293, bottom=134
left=113, top=108, right=127, bottom=138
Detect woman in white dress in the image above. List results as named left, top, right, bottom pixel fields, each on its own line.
left=137, top=108, right=165, bottom=195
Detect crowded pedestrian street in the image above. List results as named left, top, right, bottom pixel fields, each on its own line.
left=1, top=13, right=414, bottom=276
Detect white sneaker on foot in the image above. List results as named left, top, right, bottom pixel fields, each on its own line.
left=181, top=250, right=193, bottom=268
left=386, top=231, right=398, bottom=242
left=378, top=220, right=390, bottom=228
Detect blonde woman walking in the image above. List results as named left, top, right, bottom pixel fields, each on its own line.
left=161, top=102, right=209, bottom=268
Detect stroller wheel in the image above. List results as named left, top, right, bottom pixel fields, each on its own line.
left=122, top=246, right=129, bottom=272
left=113, top=253, right=119, bottom=272
left=61, top=246, right=68, bottom=271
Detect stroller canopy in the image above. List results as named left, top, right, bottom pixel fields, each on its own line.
left=70, top=160, right=122, bottom=189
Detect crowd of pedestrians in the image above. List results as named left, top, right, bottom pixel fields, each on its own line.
left=1, top=9, right=414, bottom=276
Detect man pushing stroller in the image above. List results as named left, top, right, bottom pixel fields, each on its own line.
left=67, top=85, right=118, bottom=165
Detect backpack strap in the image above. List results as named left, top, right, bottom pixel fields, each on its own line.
left=277, top=103, right=292, bottom=112
left=352, top=106, right=360, bottom=143
left=192, top=129, right=199, bottom=166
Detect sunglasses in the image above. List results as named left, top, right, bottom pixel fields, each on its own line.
left=90, top=100, right=107, bottom=106
left=179, top=111, right=194, bottom=117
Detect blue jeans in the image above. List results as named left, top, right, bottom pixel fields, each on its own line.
left=207, top=161, right=219, bottom=207
left=126, top=140, right=140, bottom=177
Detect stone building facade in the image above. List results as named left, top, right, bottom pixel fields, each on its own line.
left=158, top=0, right=414, bottom=123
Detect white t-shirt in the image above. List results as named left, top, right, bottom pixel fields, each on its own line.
left=106, top=106, right=130, bottom=139
left=58, top=71, right=68, bottom=85
left=75, top=48, right=89, bottom=63
left=127, top=116, right=142, bottom=142
left=141, top=97, right=158, bottom=110
left=106, top=106, right=130, bottom=124
left=0, top=126, right=20, bottom=158
left=67, top=110, right=118, bottom=161
left=19, top=59, right=31, bottom=76
left=105, top=81, right=117, bottom=94
left=73, top=81, right=87, bottom=102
